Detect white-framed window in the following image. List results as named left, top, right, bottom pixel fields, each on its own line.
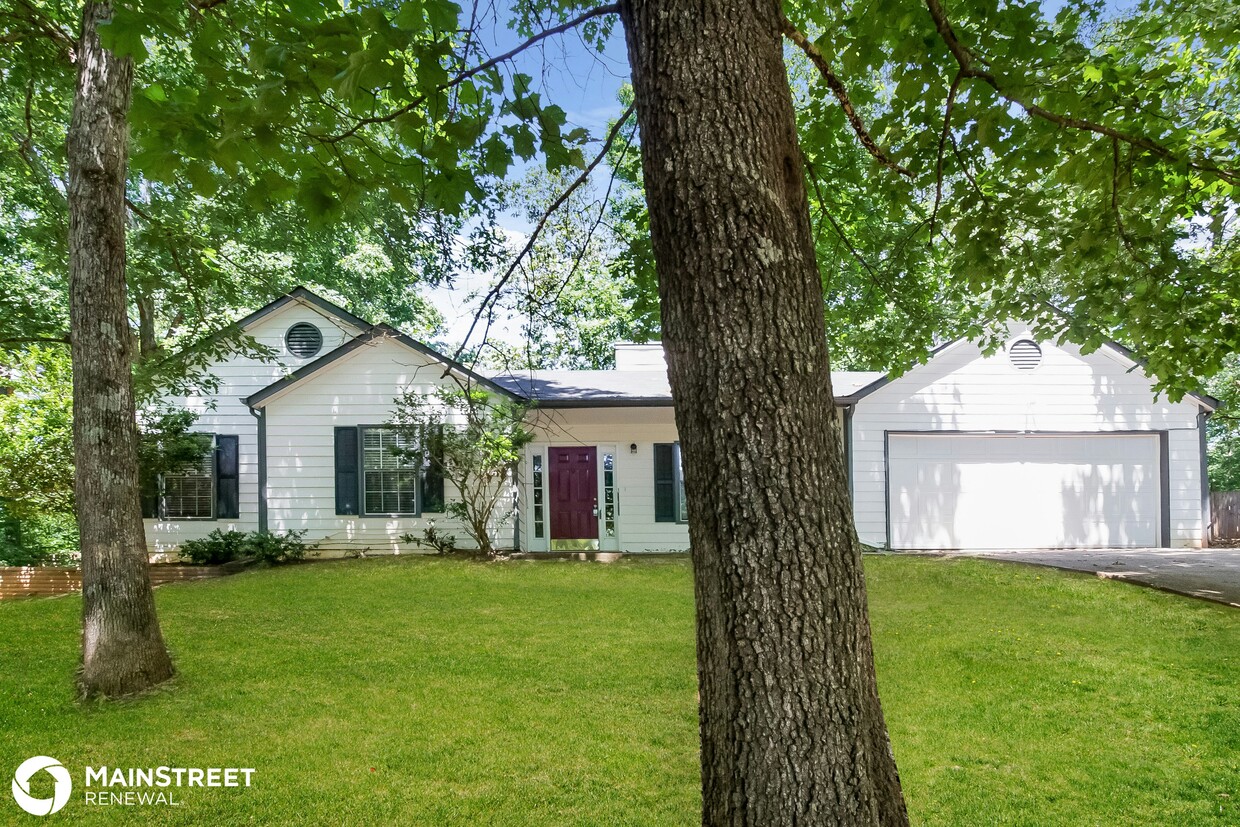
left=361, top=427, right=419, bottom=516
left=162, top=435, right=216, bottom=520
left=602, top=451, right=617, bottom=537
left=531, top=453, right=545, bottom=539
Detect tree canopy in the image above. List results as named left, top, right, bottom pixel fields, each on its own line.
left=1, top=0, right=1235, bottom=812
left=75, top=0, right=1230, bottom=391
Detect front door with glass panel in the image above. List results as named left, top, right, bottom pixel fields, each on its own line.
left=549, top=446, right=598, bottom=550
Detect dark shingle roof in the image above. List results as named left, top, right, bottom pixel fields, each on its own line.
left=489, top=369, right=886, bottom=407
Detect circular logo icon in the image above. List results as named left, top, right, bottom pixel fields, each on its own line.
left=11, top=756, right=71, bottom=816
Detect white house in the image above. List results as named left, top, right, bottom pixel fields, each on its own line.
left=144, top=287, right=1216, bottom=556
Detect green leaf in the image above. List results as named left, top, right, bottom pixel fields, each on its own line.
left=424, top=0, right=461, bottom=32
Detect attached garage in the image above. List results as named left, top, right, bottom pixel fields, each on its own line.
left=847, top=329, right=1215, bottom=550
left=886, top=432, right=1165, bottom=549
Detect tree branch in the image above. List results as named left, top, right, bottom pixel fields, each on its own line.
left=324, top=4, right=620, bottom=144
left=0, top=335, right=70, bottom=346
left=923, top=0, right=1239, bottom=185
left=948, top=131, right=985, bottom=200
left=10, top=0, right=75, bottom=58
left=781, top=18, right=913, bottom=179
left=449, top=100, right=637, bottom=367
left=1111, top=137, right=1156, bottom=273
left=124, top=197, right=153, bottom=222
left=931, top=70, right=964, bottom=236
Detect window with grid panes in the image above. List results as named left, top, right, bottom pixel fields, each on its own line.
left=361, top=427, right=419, bottom=515
left=163, top=436, right=215, bottom=519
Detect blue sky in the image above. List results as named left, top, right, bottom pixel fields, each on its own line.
left=489, top=13, right=631, bottom=146
left=428, top=13, right=632, bottom=349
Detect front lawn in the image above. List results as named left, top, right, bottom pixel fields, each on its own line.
left=0, top=556, right=1236, bottom=825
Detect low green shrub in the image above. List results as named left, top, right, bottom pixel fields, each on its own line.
left=245, top=530, right=312, bottom=565
left=179, top=529, right=314, bottom=566
left=179, top=530, right=250, bottom=565
left=401, top=524, right=457, bottom=555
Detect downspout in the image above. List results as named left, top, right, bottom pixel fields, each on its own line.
left=248, top=405, right=268, bottom=534
left=842, top=404, right=855, bottom=502
left=513, top=459, right=522, bottom=554
left=1199, top=410, right=1211, bottom=547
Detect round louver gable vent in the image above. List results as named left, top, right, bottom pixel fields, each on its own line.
left=285, top=322, right=323, bottom=358
left=1008, top=339, right=1043, bottom=370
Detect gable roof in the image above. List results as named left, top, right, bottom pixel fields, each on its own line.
left=237, top=297, right=1218, bottom=413
left=1102, top=340, right=1219, bottom=411
left=244, top=323, right=518, bottom=409
left=489, top=369, right=887, bottom=407
left=232, top=286, right=373, bottom=334
left=845, top=335, right=1219, bottom=411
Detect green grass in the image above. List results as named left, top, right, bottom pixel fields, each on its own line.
left=0, top=556, right=1236, bottom=826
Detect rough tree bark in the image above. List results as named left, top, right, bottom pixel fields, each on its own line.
left=619, top=2, right=909, bottom=824
left=135, top=288, right=158, bottom=358
left=68, top=0, right=175, bottom=698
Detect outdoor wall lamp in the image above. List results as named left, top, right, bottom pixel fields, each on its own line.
left=630, top=443, right=638, bottom=454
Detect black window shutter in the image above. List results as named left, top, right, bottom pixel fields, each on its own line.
left=654, top=443, right=676, bottom=522
left=335, top=427, right=360, bottom=515
left=214, top=435, right=240, bottom=519
left=139, top=469, right=159, bottom=519
left=420, top=425, right=446, bottom=513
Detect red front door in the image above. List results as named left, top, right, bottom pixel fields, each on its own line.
left=549, top=446, right=598, bottom=541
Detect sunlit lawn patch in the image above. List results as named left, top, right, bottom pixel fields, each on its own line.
left=0, top=555, right=1235, bottom=825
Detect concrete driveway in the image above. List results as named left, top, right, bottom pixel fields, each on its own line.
left=946, top=548, right=1240, bottom=608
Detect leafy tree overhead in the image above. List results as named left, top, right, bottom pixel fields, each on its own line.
left=1, top=0, right=1234, bottom=818
left=1207, top=354, right=1240, bottom=491
left=486, top=165, right=649, bottom=369
left=0, top=5, right=467, bottom=357
left=790, top=0, right=1237, bottom=387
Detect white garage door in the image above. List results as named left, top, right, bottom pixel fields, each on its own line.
left=888, top=433, right=1161, bottom=549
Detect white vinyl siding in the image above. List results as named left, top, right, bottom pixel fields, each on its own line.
left=523, top=407, right=690, bottom=553
left=849, top=331, right=1207, bottom=549
left=261, top=337, right=499, bottom=554
left=144, top=300, right=363, bottom=554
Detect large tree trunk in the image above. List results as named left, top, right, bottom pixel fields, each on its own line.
left=68, top=0, right=175, bottom=698
left=619, top=2, right=909, bottom=824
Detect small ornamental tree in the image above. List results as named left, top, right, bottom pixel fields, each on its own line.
left=390, top=387, right=532, bottom=559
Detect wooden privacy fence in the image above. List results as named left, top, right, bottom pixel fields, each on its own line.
left=0, top=565, right=232, bottom=600
left=1210, top=491, right=1240, bottom=542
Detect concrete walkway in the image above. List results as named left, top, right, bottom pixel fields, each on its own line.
left=946, top=548, right=1240, bottom=608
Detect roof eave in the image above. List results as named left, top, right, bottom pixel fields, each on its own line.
left=1103, top=340, right=1220, bottom=411
left=246, top=326, right=521, bottom=409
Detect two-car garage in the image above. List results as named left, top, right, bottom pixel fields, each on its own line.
left=885, top=432, right=1165, bottom=550
left=846, top=331, right=1212, bottom=550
